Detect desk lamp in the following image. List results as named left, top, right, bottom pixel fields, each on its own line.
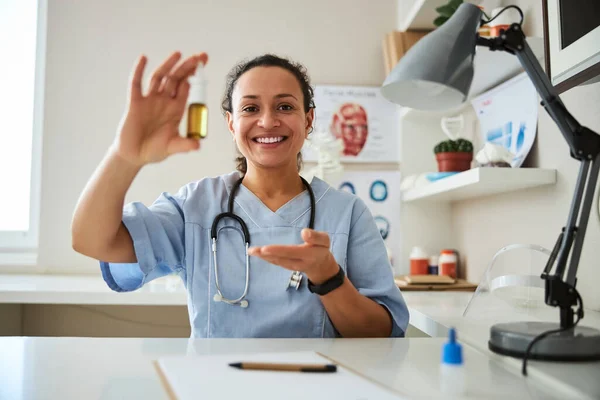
left=381, top=3, right=600, bottom=375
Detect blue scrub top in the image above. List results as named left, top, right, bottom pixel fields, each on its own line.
left=100, top=171, right=409, bottom=338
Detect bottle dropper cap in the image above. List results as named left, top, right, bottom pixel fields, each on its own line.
left=188, top=62, right=206, bottom=104
left=189, top=62, right=205, bottom=84
left=442, top=327, right=463, bottom=365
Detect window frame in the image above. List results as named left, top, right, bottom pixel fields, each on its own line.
left=0, top=0, right=47, bottom=267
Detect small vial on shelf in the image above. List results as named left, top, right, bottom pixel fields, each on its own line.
left=187, top=63, right=208, bottom=140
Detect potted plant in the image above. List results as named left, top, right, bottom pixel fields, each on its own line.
left=433, top=0, right=489, bottom=28
left=433, top=0, right=464, bottom=27
left=434, top=139, right=473, bottom=172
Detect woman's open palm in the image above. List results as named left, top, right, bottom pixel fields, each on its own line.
left=114, top=52, right=209, bottom=166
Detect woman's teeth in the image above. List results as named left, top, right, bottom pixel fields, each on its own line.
left=255, top=136, right=285, bottom=144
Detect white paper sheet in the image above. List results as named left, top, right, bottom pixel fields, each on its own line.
left=155, top=351, right=404, bottom=400
left=471, top=72, right=538, bottom=168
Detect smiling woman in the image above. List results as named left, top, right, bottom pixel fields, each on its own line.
left=221, top=54, right=315, bottom=176
left=71, top=52, right=409, bottom=339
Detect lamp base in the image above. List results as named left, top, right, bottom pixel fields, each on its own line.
left=489, top=321, right=600, bottom=361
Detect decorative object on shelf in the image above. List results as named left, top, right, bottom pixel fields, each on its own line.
left=301, top=126, right=344, bottom=187
left=439, top=249, right=458, bottom=279
left=381, top=2, right=600, bottom=372
left=475, top=142, right=514, bottom=168
left=425, top=172, right=459, bottom=182
left=382, top=30, right=430, bottom=76
left=428, top=256, right=439, bottom=275
left=434, top=139, right=473, bottom=172
left=440, top=114, right=465, bottom=141
left=409, top=246, right=429, bottom=275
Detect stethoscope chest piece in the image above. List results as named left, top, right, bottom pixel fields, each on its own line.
left=213, top=293, right=249, bottom=308
left=287, top=271, right=303, bottom=290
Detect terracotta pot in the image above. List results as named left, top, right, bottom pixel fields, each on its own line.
left=435, top=152, right=473, bottom=172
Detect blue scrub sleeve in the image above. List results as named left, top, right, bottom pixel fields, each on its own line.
left=346, top=201, right=409, bottom=337
left=99, top=187, right=188, bottom=292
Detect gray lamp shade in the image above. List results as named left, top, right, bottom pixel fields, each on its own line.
left=381, top=3, right=483, bottom=111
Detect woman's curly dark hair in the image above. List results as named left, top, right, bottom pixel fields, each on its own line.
left=221, top=54, right=315, bottom=175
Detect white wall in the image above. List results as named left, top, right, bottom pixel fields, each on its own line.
left=453, top=0, right=600, bottom=311
left=35, top=0, right=396, bottom=274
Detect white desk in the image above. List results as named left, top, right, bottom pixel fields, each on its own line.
left=1, top=274, right=599, bottom=399
left=405, top=291, right=600, bottom=399
left=0, top=337, right=584, bottom=400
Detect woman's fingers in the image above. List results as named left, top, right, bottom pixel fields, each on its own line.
left=251, top=254, right=304, bottom=271
left=166, top=136, right=200, bottom=155
left=148, top=52, right=182, bottom=94
left=174, top=80, right=191, bottom=108
left=196, top=52, right=209, bottom=66
left=301, top=229, right=330, bottom=247
left=162, top=53, right=208, bottom=98
left=129, top=55, right=147, bottom=101
left=254, top=244, right=313, bottom=259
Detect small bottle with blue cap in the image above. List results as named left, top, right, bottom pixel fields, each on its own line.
left=440, top=327, right=466, bottom=396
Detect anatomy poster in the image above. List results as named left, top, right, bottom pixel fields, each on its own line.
left=337, top=170, right=401, bottom=273
left=302, top=85, right=400, bottom=163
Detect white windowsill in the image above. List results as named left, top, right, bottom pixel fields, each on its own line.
left=0, top=252, right=38, bottom=266
left=0, top=274, right=187, bottom=305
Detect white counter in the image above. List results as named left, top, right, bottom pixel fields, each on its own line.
left=0, top=274, right=187, bottom=305
left=402, top=291, right=600, bottom=400
left=1, top=274, right=599, bottom=399
left=0, top=337, right=584, bottom=400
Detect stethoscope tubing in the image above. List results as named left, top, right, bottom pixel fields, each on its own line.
left=210, top=176, right=315, bottom=307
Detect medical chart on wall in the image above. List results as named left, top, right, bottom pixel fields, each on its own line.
left=302, top=85, right=400, bottom=163
left=336, top=170, right=401, bottom=273
left=471, top=72, right=538, bottom=167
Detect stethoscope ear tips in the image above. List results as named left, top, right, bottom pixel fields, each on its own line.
left=240, top=300, right=249, bottom=308
left=213, top=293, right=223, bottom=302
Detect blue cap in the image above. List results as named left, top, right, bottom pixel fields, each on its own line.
left=442, top=328, right=463, bottom=365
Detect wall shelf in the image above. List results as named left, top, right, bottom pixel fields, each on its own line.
left=402, top=167, right=557, bottom=202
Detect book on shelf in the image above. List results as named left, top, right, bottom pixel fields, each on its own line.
left=382, top=30, right=431, bottom=76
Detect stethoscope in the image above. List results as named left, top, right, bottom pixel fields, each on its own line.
left=211, top=176, right=316, bottom=308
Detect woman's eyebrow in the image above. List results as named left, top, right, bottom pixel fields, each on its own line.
left=241, top=94, right=298, bottom=100
left=274, top=94, right=298, bottom=100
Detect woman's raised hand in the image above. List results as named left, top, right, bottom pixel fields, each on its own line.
left=113, top=52, right=209, bottom=166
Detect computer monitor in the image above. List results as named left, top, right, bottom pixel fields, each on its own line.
left=543, top=0, right=600, bottom=93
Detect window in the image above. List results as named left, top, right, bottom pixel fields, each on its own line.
left=0, top=0, right=46, bottom=265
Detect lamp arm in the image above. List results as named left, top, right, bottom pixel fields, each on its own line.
left=477, top=25, right=600, bottom=328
